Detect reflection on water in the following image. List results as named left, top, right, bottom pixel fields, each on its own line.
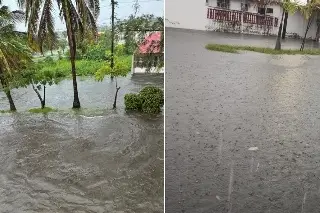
left=0, top=74, right=164, bottom=111
left=0, top=111, right=163, bottom=212
left=0, top=74, right=164, bottom=212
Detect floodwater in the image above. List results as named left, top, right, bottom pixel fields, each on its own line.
left=0, top=74, right=163, bottom=110
left=169, top=28, right=320, bottom=50
left=0, top=74, right=164, bottom=213
left=166, top=28, right=320, bottom=213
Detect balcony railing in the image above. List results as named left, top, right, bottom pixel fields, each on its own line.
left=207, top=7, right=278, bottom=27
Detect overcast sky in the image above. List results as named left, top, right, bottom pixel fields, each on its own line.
left=2, top=0, right=163, bottom=31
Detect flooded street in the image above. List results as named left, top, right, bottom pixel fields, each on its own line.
left=166, top=28, right=320, bottom=213
left=0, top=74, right=163, bottom=212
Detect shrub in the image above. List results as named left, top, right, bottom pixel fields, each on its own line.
left=64, top=49, right=83, bottom=59
left=83, top=44, right=109, bottom=61
left=139, top=86, right=164, bottom=106
left=43, top=56, right=55, bottom=63
left=124, top=86, right=163, bottom=114
left=124, top=93, right=142, bottom=110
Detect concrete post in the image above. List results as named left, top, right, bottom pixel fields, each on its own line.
left=272, top=17, right=275, bottom=33
left=241, top=12, right=244, bottom=33
left=131, top=54, right=135, bottom=74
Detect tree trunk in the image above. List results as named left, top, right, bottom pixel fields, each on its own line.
left=301, top=15, right=313, bottom=51
left=113, top=79, right=120, bottom=109
left=0, top=76, right=16, bottom=111
left=64, top=8, right=81, bottom=109
left=70, top=55, right=80, bottom=108
left=316, top=24, right=320, bottom=41
left=51, top=49, right=53, bottom=56
left=5, top=90, right=16, bottom=111
left=43, top=85, right=46, bottom=109
left=31, top=82, right=45, bottom=108
left=275, top=10, right=285, bottom=50
left=282, top=12, right=288, bottom=39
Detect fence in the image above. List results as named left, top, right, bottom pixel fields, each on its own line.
left=207, top=7, right=278, bottom=27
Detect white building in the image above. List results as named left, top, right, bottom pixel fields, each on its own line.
left=132, top=32, right=164, bottom=74
left=166, top=0, right=319, bottom=40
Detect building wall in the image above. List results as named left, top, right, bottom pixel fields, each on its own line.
left=165, top=0, right=207, bottom=30
left=133, top=67, right=164, bottom=74
left=166, top=0, right=319, bottom=39
left=286, top=12, right=318, bottom=39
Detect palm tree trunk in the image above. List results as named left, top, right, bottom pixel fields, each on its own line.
left=282, top=12, right=288, bottom=39
left=275, top=10, right=285, bottom=50
left=0, top=76, right=16, bottom=111
left=301, top=15, right=313, bottom=51
left=43, top=85, right=46, bottom=108
left=70, top=57, right=80, bottom=108
left=316, top=24, right=320, bottom=41
left=65, top=16, right=80, bottom=108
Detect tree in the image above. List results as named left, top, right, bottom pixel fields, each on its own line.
left=16, top=58, right=63, bottom=109
left=95, top=51, right=131, bottom=109
left=0, top=5, right=32, bottom=111
left=22, top=0, right=100, bottom=108
left=300, top=0, right=318, bottom=51
left=275, top=0, right=299, bottom=50
left=282, top=11, right=289, bottom=39
left=275, top=10, right=285, bottom=50
left=58, top=39, right=68, bottom=54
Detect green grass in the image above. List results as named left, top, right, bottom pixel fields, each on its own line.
left=205, top=44, right=320, bottom=55
left=0, top=110, right=14, bottom=113
left=35, top=55, right=132, bottom=77
left=29, top=107, right=57, bottom=113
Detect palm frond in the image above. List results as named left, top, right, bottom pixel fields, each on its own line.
left=0, top=5, right=32, bottom=77
left=38, top=0, right=55, bottom=52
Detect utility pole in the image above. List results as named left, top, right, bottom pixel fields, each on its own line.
left=110, top=0, right=117, bottom=79
left=111, top=0, right=115, bottom=71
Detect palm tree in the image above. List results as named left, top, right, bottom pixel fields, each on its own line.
left=0, top=5, right=31, bottom=111
left=21, top=0, right=100, bottom=108
left=281, top=11, right=288, bottom=39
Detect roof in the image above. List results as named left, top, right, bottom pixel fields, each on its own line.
left=137, top=32, right=162, bottom=54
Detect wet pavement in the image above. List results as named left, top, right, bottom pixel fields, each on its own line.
left=0, top=74, right=164, bottom=212
left=165, top=28, right=320, bottom=213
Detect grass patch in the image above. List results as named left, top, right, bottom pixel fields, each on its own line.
left=33, top=56, right=132, bottom=78
left=0, top=109, right=14, bottom=113
left=29, top=107, right=57, bottom=113
left=205, top=44, right=320, bottom=55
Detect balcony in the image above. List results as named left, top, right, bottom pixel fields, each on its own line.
left=207, top=7, right=278, bottom=27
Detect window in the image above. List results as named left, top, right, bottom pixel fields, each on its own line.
left=266, top=8, right=273, bottom=13
left=241, top=3, right=248, bottom=11
left=217, top=0, right=230, bottom=9
left=258, top=7, right=273, bottom=15
left=258, top=7, right=265, bottom=15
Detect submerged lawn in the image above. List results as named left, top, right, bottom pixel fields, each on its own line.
left=29, top=107, right=57, bottom=113
left=205, top=43, right=320, bottom=55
